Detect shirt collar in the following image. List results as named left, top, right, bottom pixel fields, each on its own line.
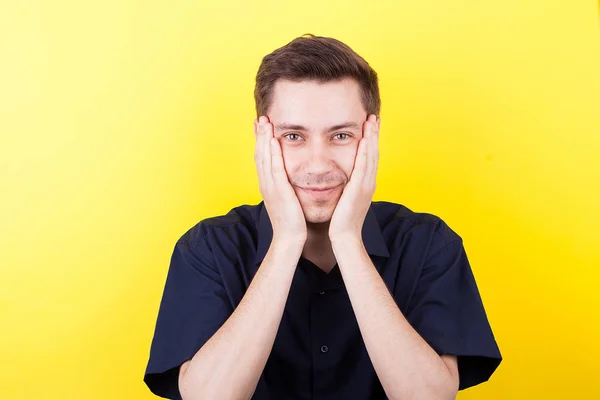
left=254, top=201, right=390, bottom=266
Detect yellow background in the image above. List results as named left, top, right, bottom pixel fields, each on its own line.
left=2, top=0, right=599, bottom=399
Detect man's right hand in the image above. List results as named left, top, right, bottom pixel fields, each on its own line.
left=179, top=124, right=306, bottom=397
left=254, top=115, right=307, bottom=245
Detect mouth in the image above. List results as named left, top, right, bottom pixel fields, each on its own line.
left=298, top=183, right=342, bottom=200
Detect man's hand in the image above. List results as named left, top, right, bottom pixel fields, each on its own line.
left=179, top=117, right=308, bottom=398
left=254, top=115, right=307, bottom=244
left=328, top=113, right=380, bottom=242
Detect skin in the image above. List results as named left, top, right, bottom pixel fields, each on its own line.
left=255, top=77, right=370, bottom=272
left=267, top=77, right=363, bottom=225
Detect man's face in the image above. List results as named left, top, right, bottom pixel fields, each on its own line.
left=266, top=77, right=368, bottom=225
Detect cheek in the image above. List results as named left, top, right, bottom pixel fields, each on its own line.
left=279, top=147, right=298, bottom=175
left=340, top=148, right=359, bottom=177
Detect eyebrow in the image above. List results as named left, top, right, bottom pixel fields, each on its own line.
left=273, top=121, right=361, bottom=133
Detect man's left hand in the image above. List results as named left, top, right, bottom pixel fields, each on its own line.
left=328, top=113, right=380, bottom=242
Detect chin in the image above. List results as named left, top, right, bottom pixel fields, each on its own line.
left=301, top=201, right=336, bottom=224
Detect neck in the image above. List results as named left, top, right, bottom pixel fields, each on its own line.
left=306, top=220, right=330, bottom=239
left=303, top=220, right=332, bottom=255
left=301, top=220, right=338, bottom=272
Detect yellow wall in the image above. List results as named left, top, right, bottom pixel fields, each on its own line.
left=2, top=1, right=599, bottom=398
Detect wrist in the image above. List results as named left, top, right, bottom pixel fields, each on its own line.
left=271, top=235, right=306, bottom=252
left=329, top=232, right=362, bottom=246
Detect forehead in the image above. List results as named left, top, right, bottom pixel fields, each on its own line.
left=268, top=78, right=366, bottom=126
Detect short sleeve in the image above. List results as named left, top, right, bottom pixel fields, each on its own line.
left=405, top=232, right=502, bottom=390
left=143, top=228, right=233, bottom=399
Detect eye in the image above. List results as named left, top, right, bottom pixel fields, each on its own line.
left=282, top=132, right=352, bottom=142
left=283, top=133, right=303, bottom=141
left=333, top=132, right=351, bottom=140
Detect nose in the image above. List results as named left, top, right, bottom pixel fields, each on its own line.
left=304, top=142, right=334, bottom=175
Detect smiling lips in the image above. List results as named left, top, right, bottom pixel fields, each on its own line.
left=299, top=184, right=341, bottom=200
left=301, top=186, right=337, bottom=191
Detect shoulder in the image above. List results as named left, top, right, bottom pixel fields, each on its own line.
left=175, top=202, right=261, bottom=253
left=372, top=200, right=462, bottom=255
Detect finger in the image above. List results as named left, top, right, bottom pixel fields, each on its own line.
left=351, top=137, right=369, bottom=183
left=254, top=117, right=265, bottom=187
left=366, top=116, right=380, bottom=186
left=366, top=114, right=377, bottom=138
left=270, top=136, right=288, bottom=187
left=262, top=117, right=274, bottom=187
left=352, top=116, right=375, bottom=184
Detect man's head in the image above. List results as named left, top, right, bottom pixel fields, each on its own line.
left=254, top=34, right=380, bottom=225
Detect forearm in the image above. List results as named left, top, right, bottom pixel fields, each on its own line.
left=179, top=238, right=303, bottom=400
left=332, top=237, right=456, bottom=400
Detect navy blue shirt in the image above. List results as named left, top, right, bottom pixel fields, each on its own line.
left=144, top=201, right=502, bottom=399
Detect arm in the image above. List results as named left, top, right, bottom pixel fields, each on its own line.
left=178, top=238, right=303, bottom=400
left=179, top=115, right=307, bottom=399
left=332, top=237, right=459, bottom=400
left=328, top=114, right=499, bottom=397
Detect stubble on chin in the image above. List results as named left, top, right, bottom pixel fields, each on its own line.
left=300, top=200, right=338, bottom=225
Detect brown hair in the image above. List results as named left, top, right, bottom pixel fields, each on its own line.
left=254, top=33, right=380, bottom=119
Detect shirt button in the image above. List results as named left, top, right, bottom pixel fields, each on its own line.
left=320, top=345, right=329, bottom=353
left=319, top=291, right=325, bottom=295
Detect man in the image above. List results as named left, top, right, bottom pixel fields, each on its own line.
left=144, top=34, right=502, bottom=399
